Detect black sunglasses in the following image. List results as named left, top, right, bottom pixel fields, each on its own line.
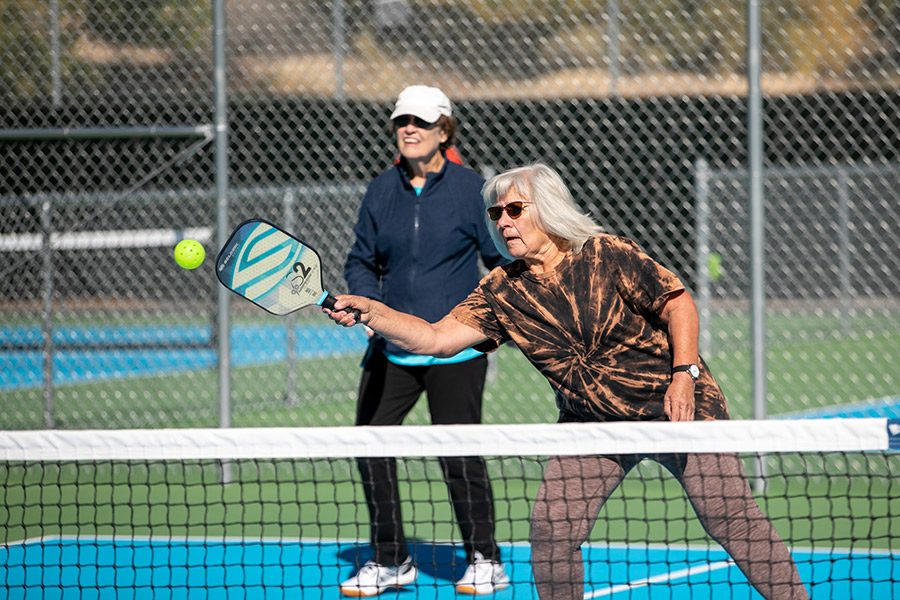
left=487, top=201, right=530, bottom=221
left=392, top=115, right=438, bottom=129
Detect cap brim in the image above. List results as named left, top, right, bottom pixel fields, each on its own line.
left=390, top=104, right=442, bottom=123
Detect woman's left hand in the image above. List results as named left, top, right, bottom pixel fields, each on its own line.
left=664, top=377, right=696, bottom=421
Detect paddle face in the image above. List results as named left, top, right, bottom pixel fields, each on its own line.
left=216, top=219, right=326, bottom=316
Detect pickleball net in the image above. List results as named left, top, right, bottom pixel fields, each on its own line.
left=2, top=418, right=898, bottom=599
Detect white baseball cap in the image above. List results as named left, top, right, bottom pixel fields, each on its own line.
left=389, top=85, right=452, bottom=123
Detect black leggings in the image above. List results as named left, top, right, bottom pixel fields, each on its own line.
left=355, top=350, right=499, bottom=565
left=531, top=452, right=810, bottom=600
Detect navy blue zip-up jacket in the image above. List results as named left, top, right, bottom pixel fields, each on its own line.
left=344, top=159, right=508, bottom=353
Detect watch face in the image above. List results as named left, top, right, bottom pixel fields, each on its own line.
left=689, top=364, right=700, bottom=379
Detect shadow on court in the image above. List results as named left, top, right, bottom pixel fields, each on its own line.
left=338, top=540, right=470, bottom=584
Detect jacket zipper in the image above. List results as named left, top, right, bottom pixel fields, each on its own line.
left=410, top=190, right=420, bottom=295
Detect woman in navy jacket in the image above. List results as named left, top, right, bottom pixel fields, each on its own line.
left=340, top=85, right=509, bottom=596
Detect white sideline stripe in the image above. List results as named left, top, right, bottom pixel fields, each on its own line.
left=0, top=418, right=890, bottom=461
left=0, top=227, right=213, bottom=251
left=584, top=559, right=735, bottom=598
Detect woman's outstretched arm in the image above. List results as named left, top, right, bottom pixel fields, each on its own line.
left=324, top=294, right=488, bottom=359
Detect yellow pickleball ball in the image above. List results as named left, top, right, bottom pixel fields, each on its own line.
left=708, top=251, right=723, bottom=281
left=174, top=239, right=205, bottom=270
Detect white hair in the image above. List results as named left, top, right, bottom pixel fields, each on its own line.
left=482, top=163, right=603, bottom=259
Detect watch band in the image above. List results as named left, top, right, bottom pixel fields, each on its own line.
left=672, top=364, right=700, bottom=381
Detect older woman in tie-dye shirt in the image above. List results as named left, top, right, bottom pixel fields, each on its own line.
left=324, top=163, right=809, bottom=600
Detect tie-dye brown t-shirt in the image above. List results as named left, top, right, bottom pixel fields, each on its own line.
left=450, top=234, right=729, bottom=423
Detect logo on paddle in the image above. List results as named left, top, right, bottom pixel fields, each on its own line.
left=288, top=261, right=312, bottom=295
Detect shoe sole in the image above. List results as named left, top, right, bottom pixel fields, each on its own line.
left=340, top=589, right=379, bottom=598
left=340, top=584, right=409, bottom=598
left=340, top=575, right=418, bottom=597
left=456, top=581, right=510, bottom=595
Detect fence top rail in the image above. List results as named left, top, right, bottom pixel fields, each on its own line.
left=0, top=125, right=214, bottom=142
left=698, top=160, right=900, bottom=181
left=0, top=182, right=368, bottom=206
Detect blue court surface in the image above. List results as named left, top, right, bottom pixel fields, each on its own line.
left=2, top=537, right=897, bottom=599
left=0, top=324, right=368, bottom=391
left=781, top=395, right=900, bottom=419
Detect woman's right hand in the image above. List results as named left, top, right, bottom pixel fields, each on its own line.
left=322, top=295, right=369, bottom=327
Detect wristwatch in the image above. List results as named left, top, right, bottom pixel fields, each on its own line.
left=672, top=364, right=700, bottom=382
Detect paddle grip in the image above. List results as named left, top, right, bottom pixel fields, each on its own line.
left=321, top=293, right=362, bottom=322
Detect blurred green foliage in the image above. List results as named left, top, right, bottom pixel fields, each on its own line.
left=84, top=0, right=207, bottom=47
left=2, top=1, right=898, bottom=101
left=1, top=0, right=207, bottom=102
left=1, top=1, right=71, bottom=99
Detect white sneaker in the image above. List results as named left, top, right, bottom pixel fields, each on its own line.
left=339, top=557, right=418, bottom=597
left=455, top=551, right=510, bottom=595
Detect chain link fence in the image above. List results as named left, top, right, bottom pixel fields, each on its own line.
left=2, top=0, right=899, bottom=429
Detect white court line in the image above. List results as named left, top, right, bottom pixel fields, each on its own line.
left=584, top=559, right=735, bottom=598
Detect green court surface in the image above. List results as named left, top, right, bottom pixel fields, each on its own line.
left=2, top=316, right=899, bottom=428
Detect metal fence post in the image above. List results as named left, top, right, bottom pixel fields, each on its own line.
left=284, top=188, right=298, bottom=406
left=607, top=0, right=620, bottom=96
left=695, top=158, right=711, bottom=357
left=213, top=0, right=232, bottom=483
left=747, top=0, right=767, bottom=491
left=837, top=169, right=853, bottom=335
left=41, top=197, right=55, bottom=429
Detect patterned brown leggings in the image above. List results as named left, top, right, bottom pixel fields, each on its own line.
left=530, top=452, right=810, bottom=599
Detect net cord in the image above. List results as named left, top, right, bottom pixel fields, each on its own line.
left=0, top=418, right=893, bottom=462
